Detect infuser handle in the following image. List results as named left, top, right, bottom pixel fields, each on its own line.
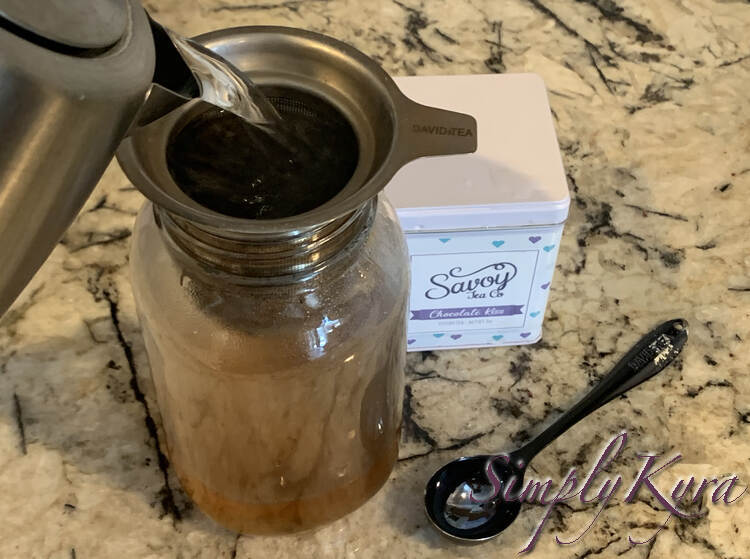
left=396, top=97, right=478, bottom=162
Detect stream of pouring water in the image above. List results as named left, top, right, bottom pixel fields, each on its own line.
left=165, top=28, right=287, bottom=139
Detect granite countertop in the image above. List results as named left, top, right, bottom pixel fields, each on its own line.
left=1, top=0, right=749, bottom=557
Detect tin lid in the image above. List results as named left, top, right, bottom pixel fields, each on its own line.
left=385, top=73, right=570, bottom=231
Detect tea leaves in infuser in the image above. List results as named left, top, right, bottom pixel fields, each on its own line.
left=167, top=88, right=359, bottom=220
left=163, top=31, right=359, bottom=220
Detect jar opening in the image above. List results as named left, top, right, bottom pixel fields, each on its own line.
left=156, top=198, right=377, bottom=282
left=166, top=86, right=360, bottom=220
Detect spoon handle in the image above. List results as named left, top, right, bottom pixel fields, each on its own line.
left=513, top=318, right=688, bottom=464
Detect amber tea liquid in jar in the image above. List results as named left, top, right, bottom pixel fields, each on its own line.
left=117, top=26, right=477, bottom=534
left=130, top=196, right=408, bottom=533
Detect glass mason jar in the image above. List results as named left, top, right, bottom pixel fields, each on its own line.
left=117, top=25, right=476, bottom=535
left=130, top=196, right=409, bottom=533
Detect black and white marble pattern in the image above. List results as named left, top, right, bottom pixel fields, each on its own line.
left=1, top=0, right=749, bottom=557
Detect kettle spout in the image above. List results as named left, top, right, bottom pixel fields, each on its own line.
left=131, top=17, right=199, bottom=128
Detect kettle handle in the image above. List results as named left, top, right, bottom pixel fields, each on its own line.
left=394, top=95, right=478, bottom=163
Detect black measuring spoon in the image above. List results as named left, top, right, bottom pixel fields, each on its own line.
left=424, top=318, right=689, bottom=542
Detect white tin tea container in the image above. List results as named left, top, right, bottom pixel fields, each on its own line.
left=385, top=73, right=570, bottom=351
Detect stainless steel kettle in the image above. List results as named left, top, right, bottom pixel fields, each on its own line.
left=0, top=0, right=198, bottom=316
left=0, top=1, right=479, bottom=319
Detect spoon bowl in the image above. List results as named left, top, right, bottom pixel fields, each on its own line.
left=425, top=455, right=523, bottom=542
